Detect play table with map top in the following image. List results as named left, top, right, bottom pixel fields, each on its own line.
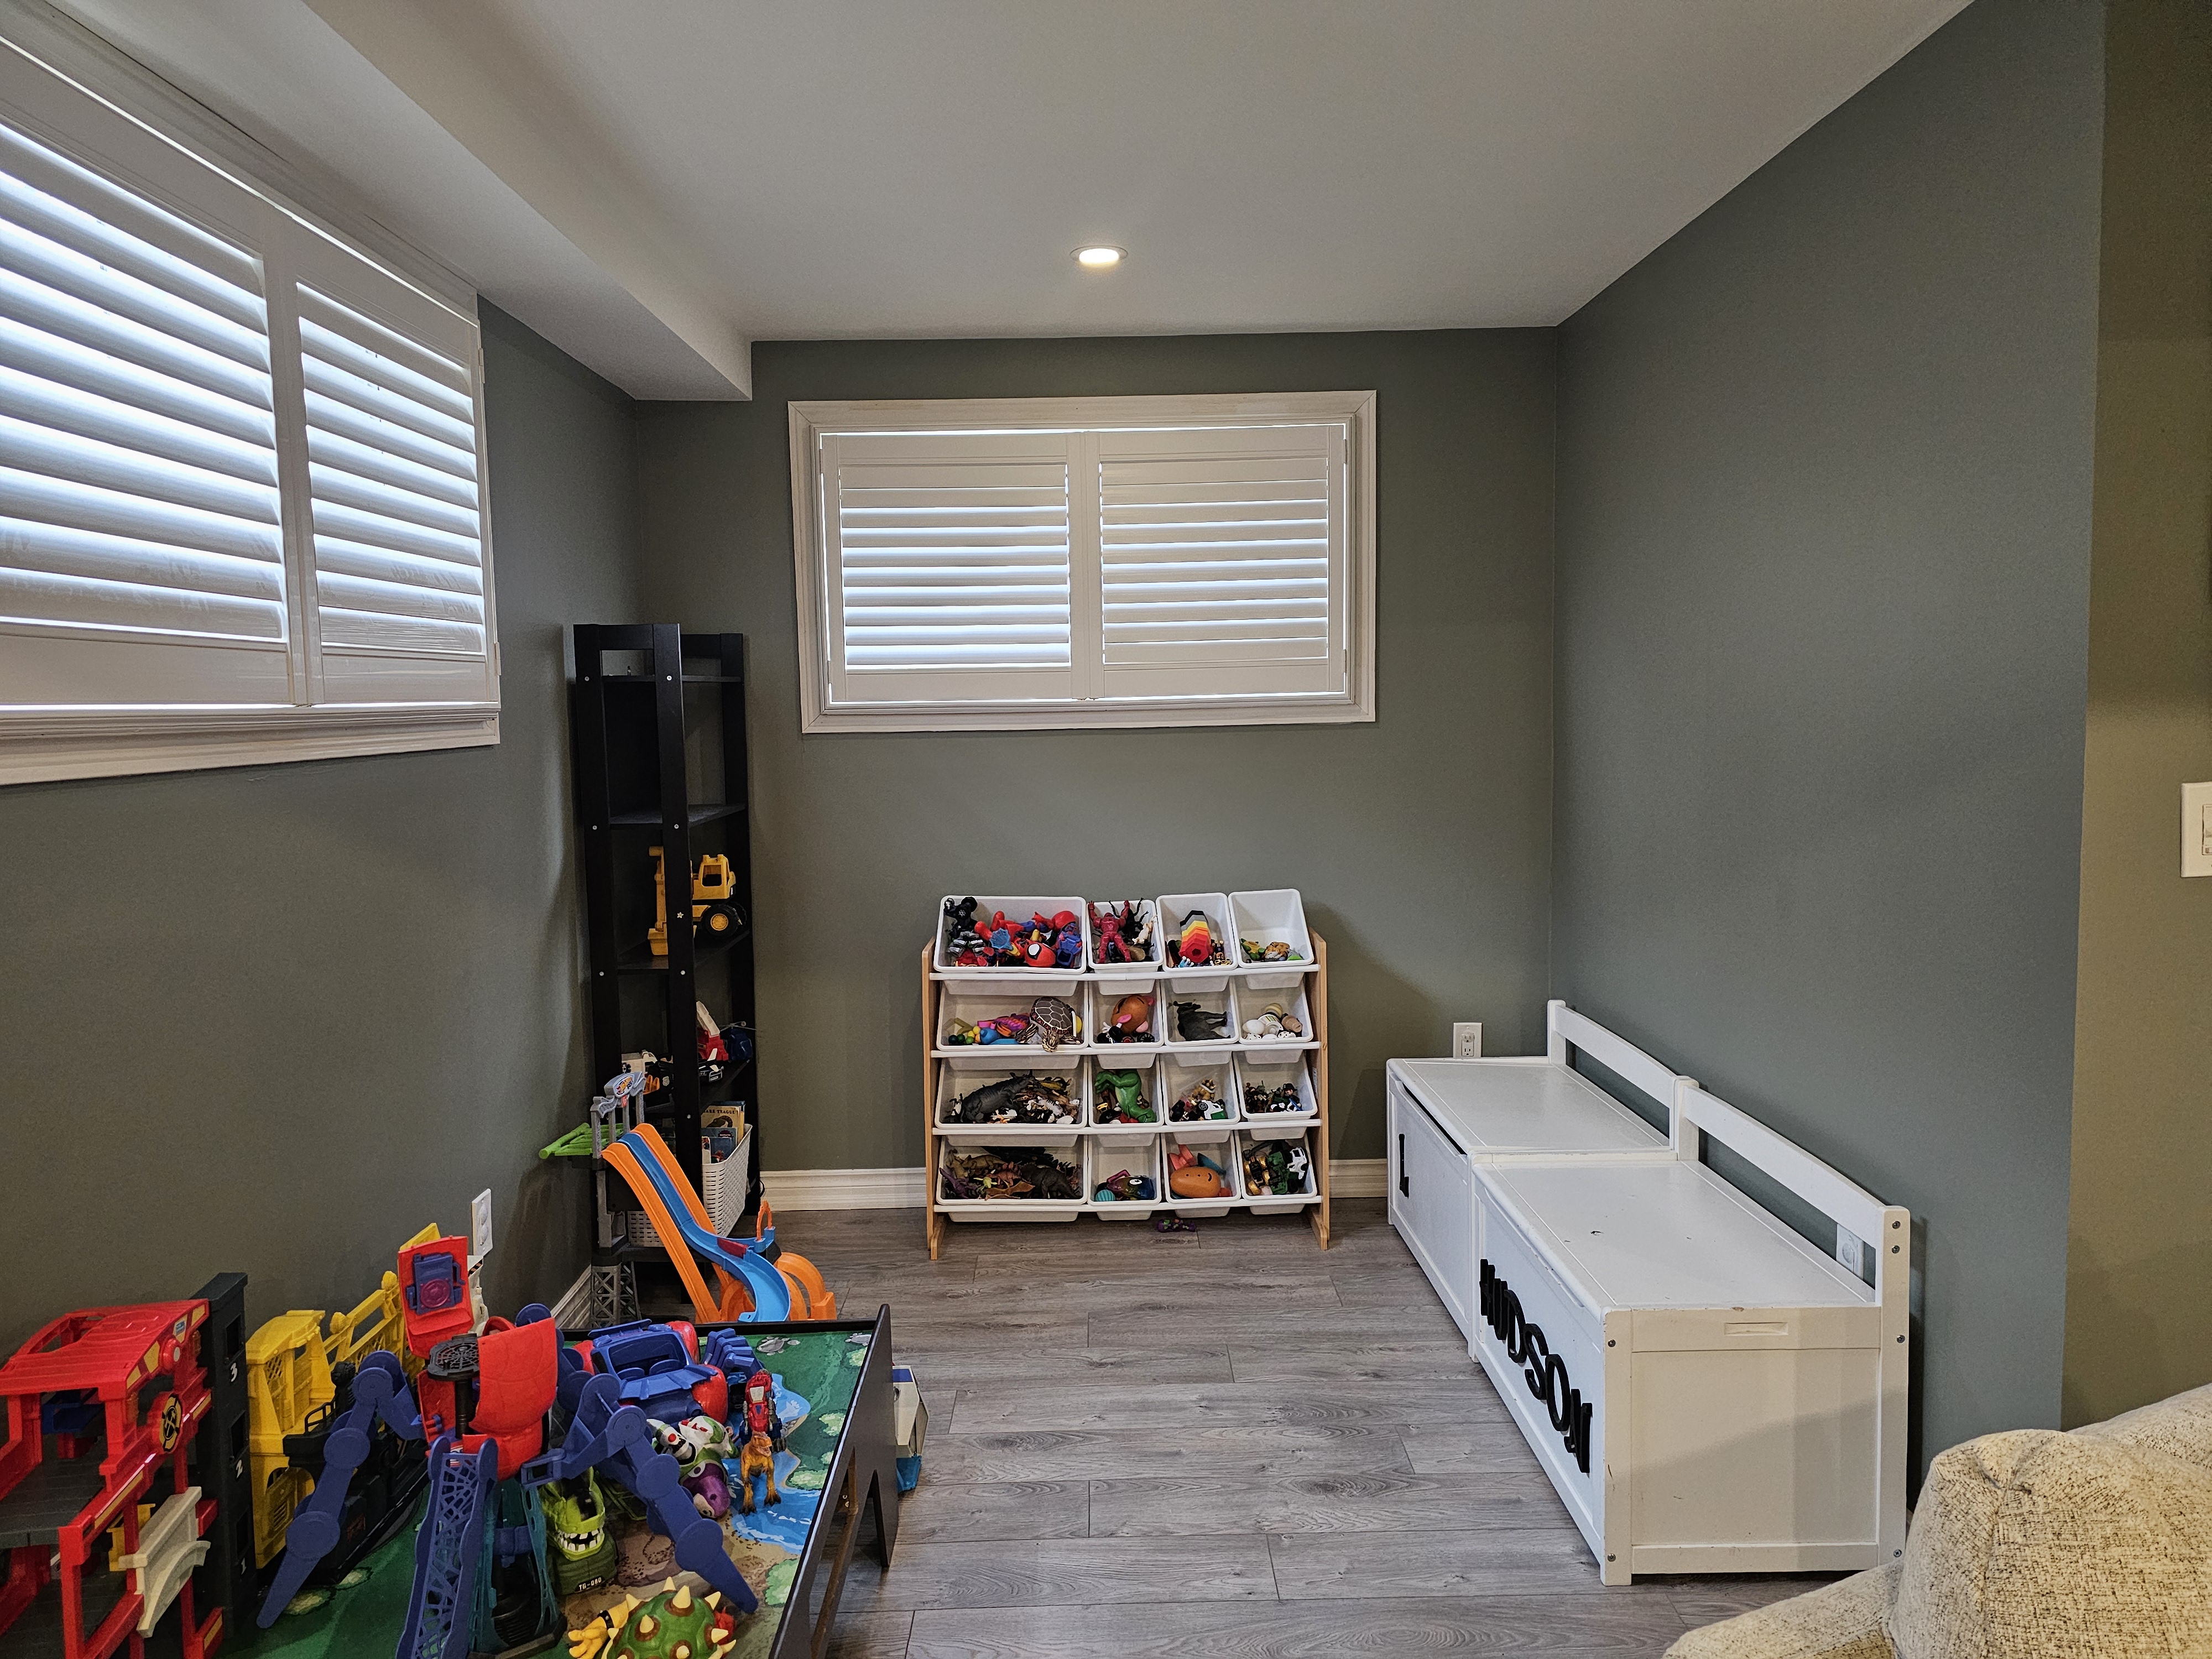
left=556, top=1308, right=899, bottom=1659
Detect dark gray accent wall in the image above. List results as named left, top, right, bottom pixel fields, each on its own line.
left=0, top=303, right=637, bottom=1348
left=636, top=331, right=1556, bottom=1172
left=1551, top=0, right=2105, bottom=1469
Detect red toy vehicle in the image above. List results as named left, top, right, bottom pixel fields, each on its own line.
left=0, top=1301, right=221, bottom=1659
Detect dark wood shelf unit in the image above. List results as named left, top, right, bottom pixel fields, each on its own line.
left=571, top=625, right=760, bottom=1210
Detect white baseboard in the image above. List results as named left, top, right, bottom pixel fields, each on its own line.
left=761, top=1166, right=929, bottom=1210
left=1331, top=1157, right=1386, bottom=1198
left=760, top=1159, right=1388, bottom=1209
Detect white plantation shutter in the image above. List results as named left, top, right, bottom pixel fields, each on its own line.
left=1096, top=424, right=1346, bottom=698
left=0, top=38, right=498, bottom=782
left=0, top=113, right=288, bottom=707
left=794, top=397, right=1372, bottom=730
left=822, top=431, right=1076, bottom=704
left=296, top=280, right=492, bottom=706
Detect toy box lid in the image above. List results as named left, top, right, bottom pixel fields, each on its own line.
left=1390, top=1057, right=1668, bottom=1159
left=1481, top=1159, right=1875, bottom=1312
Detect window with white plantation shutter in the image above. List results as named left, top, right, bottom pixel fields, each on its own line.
left=824, top=431, right=1074, bottom=706
left=791, top=394, right=1373, bottom=732
left=0, top=36, right=496, bottom=784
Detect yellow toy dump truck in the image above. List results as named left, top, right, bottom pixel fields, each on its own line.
left=648, top=846, right=746, bottom=956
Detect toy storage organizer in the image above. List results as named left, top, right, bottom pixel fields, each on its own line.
left=1386, top=1002, right=1910, bottom=1586
left=922, top=894, right=1332, bottom=1256
left=571, top=625, right=763, bottom=1310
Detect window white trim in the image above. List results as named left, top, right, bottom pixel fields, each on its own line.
left=0, top=14, right=498, bottom=785
left=789, top=390, right=1376, bottom=734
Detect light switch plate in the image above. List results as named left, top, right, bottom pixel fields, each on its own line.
left=1452, top=1021, right=1483, bottom=1060
left=2184, top=783, right=2212, bottom=877
left=472, top=1188, right=494, bottom=1258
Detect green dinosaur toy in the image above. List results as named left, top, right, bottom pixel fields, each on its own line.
left=542, top=1472, right=617, bottom=1597
left=1092, top=1068, right=1152, bottom=1123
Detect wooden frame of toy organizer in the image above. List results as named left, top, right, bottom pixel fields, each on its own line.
left=921, top=932, right=1332, bottom=1257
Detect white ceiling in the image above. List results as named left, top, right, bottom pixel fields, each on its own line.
left=47, top=0, right=1969, bottom=399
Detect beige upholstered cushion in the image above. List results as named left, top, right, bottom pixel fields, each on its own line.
left=1887, top=1422, right=2212, bottom=1658
left=1666, top=1565, right=1899, bottom=1658
left=2077, top=1379, right=2212, bottom=1473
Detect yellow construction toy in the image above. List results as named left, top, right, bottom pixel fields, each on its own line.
left=649, top=846, right=745, bottom=956
left=244, top=1223, right=439, bottom=1567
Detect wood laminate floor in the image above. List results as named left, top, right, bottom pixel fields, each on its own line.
left=760, top=1199, right=1838, bottom=1658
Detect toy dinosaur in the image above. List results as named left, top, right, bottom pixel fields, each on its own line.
left=1092, top=1068, right=1152, bottom=1123
left=542, top=1472, right=617, bottom=1596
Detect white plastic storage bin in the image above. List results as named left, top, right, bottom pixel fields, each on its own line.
left=1472, top=1082, right=1908, bottom=1585
left=1228, top=889, right=1314, bottom=989
left=935, top=895, right=1091, bottom=983
left=1086, top=1135, right=1164, bottom=1218
left=1161, top=982, right=1237, bottom=1053
left=1087, top=980, right=1164, bottom=1056
left=1084, top=898, right=1163, bottom=993
left=935, top=1138, right=1086, bottom=1219
left=1234, top=1129, right=1320, bottom=1214
left=1154, top=893, right=1235, bottom=991
left=935, top=1064, right=1085, bottom=1144
left=1161, top=1134, right=1239, bottom=1218
left=1386, top=1001, right=1681, bottom=1339
left=1159, top=1053, right=1238, bottom=1142
left=1234, top=982, right=1317, bottom=1058
left=934, top=984, right=1088, bottom=1066
left=1234, top=1053, right=1319, bottom=1140
left=1087, top=1058, right=1161, bottom=1138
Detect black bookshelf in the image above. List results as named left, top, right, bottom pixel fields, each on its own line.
left=571, top=625, right=759, bottom=1209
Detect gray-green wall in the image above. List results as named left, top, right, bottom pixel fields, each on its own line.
left=1551, top=0, right=2105, bottom=1469
left=0, top=303, right=638, bottom=1348
left=636, top=332, right=1556, bottom=1171
left=2064, top=0, right=2212, bottom=1428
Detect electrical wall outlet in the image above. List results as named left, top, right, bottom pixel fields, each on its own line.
left=472, top=1188, right=494, bottom=1258
left=2184, top=782, right=2212, bottom=877
left=1452, top=1021, right=1483, bottom=1060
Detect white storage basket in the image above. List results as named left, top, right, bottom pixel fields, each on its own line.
left=1086, top=1135, right=1164, bottom=1219
left=1234, top=1128, right=1319, bottom=1214
left=935, top=1063, right=1085, bottom=1144
left=1159, top=1053, right=1237, bottom=1143
left=1154, top=892, right=1235, bottom=992
left=1162, top=980, right=1237, bottom=1054
left=1233, top=981, right=1317, bottom=1058
left=1161, top=1133, right=1239, bottom=1218
left=1088, top=1057, right=1162, bottom=1139
left=1084, top=898, right=1163, bottom=993
left=1087, top=980, right=1164, bottom=1057
left=936, top=1138, right=1086, bottom=1220
left=1233, top=1053, right=1318, bottom=1140
left=935, top=894, right=1090, bottom=983
left=1228, top=889, right=1314, bottom=989
left=935, top=983, right=1088, bottom=1067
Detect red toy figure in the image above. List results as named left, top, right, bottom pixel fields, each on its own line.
left=0, top=1301, right=220, bottom=1659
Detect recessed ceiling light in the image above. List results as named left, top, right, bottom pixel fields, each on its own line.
left=1074, top=245, right=1126, bottom=269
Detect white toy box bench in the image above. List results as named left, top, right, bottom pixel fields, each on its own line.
left=1387, top=1001, right=1679, bottom=1335
left=1473, top=1079, right=1910, bottom=1584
